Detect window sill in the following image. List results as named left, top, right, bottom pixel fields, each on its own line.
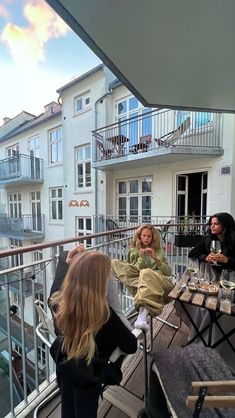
left=73, top=107, right=91, bottom=117
left=48, top=162, right=63, bottom=168
left=74, top=188, right=92, bottom=194
left=49, top=220, right=64, bottom=226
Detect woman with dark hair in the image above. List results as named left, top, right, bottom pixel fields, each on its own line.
left=188, top=212, right=235, bottom=274
left=175, top=213, right=235, bottom=367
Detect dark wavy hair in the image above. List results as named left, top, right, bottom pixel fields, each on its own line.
left=205, top=212, right=235, bottom=251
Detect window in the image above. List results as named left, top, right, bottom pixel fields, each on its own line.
left=35, top=291, right=44, bottom=309
left=49, top=188, right=63, bottom=221
left=74, top=92, right=90, bottom=113
left=14, top=344, right=22, bottom=356
left=10, top=291, right=20, bottom=307
left=75, top=145, right=91, bottom=189
left=117, top=177, right=152, bottom=222
left=37, top=343, right=46, bottom=367
left=76, top=217, right=92, bottom=246
left=6, top=144, right=19, bottom=157
left=177, top=110, right=212, bottom=130
left=48, top=127, right=62, bottom=164
left=10, top=239, right=23, bottom=267
left=28, top=135, right=40, bottom=157
left=117, top=97, right=152, bottom=146
left=8, top=193, right=21, bottom=217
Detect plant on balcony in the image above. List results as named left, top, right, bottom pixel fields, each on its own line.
left=175, top=215, right=204, bottom=248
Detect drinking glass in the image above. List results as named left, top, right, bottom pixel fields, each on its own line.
left=210, top=240, right=221, bottom=265
left=220, top=270, right=235, bottom=305
left=187, top=259, right=199, bottom=284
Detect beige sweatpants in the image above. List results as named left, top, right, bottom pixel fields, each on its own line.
left=111, top=259, right=174, bottom=315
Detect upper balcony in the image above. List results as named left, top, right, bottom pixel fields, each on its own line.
left=0, top=153, right=44, bottom=186
left=0, top=214, right=45, bottom=240
left=92, top=109, right=223, bottom=170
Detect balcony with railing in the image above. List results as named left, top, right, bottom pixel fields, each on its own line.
left=0, top=214, right=45, bottom=240
left=92, top=109, right=223, bottom=169
left=0, top=153, right=44, bottom=185
left=0, top=221, right=209, bottom=418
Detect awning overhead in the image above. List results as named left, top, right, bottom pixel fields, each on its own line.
left=46, top=0, right=235, bottom=113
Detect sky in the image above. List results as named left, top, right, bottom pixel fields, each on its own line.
left=0, top=0, right=101, bottom=125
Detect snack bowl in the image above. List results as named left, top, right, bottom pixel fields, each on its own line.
left=195, top=283, right=219, bottom=295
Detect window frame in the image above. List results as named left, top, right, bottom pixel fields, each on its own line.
left=75, top=217, right=93, bottom=247
left=116, top=177, right=152, bottom=223
left=116, top=96, right=152, bottom=146
left=74, top=91, right=91, bottom=115
left=75, top=144, right=91, bottom=190
left=49, top=187, right=63, bottom=223
left=6, top=144, right=19, bottom=157
left=48, top=126, right=62, bottom=165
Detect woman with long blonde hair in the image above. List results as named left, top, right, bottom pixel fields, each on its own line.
left=112, top=224, right=173, bottom=330
left=50, top=251, right=137, bottom=418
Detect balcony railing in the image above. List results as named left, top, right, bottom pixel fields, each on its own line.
left=0, top=154, right=44, bottom=185
left=0, top=215, right=45, bottom=240
left=0, top=222, right=206, bottom=418
left=92, top=109, right=223, bottom=163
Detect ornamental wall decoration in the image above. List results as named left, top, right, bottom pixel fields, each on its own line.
left=68, top=199, right=90, bottom=207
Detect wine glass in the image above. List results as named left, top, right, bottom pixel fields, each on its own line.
left=210, top=240, right=221, bottom=265
left=220, top=270, right=235, bottom=305
left=187, top=259, right=199, bottom=284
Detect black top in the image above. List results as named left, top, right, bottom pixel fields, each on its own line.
left=188, top=234, right=235, bottom=272
left=49, top=251, right=69, bottom=299
left=50, top=307, right=137, bottom=418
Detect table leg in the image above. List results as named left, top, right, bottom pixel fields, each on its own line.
left=179, top=302, right=209, bottom=347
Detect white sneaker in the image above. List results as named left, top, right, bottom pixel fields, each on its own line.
left=134, top=307, right=149, bottom=331
left=134, top=319, right=149, bottom=332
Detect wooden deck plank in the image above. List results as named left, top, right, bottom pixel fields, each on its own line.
left=103, top=386, right=143, bottom=418
left=192, top=293, right=205, bottom=306
left=205, top=296, right=217, bottom=311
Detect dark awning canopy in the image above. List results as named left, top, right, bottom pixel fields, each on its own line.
left=46, top=0, right=235, bottom=113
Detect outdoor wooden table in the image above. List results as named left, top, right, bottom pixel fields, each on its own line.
left=169, top=283, right=235, bottom=350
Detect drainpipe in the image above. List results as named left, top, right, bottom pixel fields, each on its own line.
left=94, top=90, right=112, bottom=229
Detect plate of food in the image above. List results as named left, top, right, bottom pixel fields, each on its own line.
left=195, top=283, right=219, bottom=295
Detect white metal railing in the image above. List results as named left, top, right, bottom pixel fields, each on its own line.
left=0, top=153, right=43, bottom=183
left=0, top=222, right=206, bottom=417
left=92, top=109, right=223, bottom=162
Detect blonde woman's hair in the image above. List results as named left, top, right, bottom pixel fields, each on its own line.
left=53, top=251, right=111, bottom=364
left=131, top=224, right=161, bottom=250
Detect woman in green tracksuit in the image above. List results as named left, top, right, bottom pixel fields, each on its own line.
left=111, top=224, right=173, bottom=330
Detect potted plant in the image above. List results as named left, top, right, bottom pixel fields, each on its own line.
left=175, top=215, right=204, bottom=248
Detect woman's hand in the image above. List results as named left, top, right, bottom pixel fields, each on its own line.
left=140, top=247, right=159, bottom=262
left=66, top=244, right=85, bottom=264
left=206, top=253, right=228, bottom=264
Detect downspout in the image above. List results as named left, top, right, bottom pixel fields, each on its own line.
left=94, top=90, right=112, bottom=227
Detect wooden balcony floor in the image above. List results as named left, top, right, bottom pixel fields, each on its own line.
left=30, top=303, right=190, bottom=418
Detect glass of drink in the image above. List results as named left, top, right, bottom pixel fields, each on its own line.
left=220, top=269, right=235, bottom=305
left=187, top=259, right=199, bottom=284
left=210, top=240, right=221, bottom=265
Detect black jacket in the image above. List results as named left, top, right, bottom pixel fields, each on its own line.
left=50, top=308, right=137, bottom=418
left=188, top=234, right=235, bottom=272
left=49, top=251, right=69, bottom=299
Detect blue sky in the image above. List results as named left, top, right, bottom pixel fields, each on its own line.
left=0, top=0, right=101, bottom=125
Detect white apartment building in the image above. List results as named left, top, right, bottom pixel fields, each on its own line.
left=1, top=64, right=235, bottom=257
left=1, top=62, right=235, bottom=387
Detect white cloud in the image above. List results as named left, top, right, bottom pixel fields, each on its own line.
left=1, top=0, right=69, bottom=67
